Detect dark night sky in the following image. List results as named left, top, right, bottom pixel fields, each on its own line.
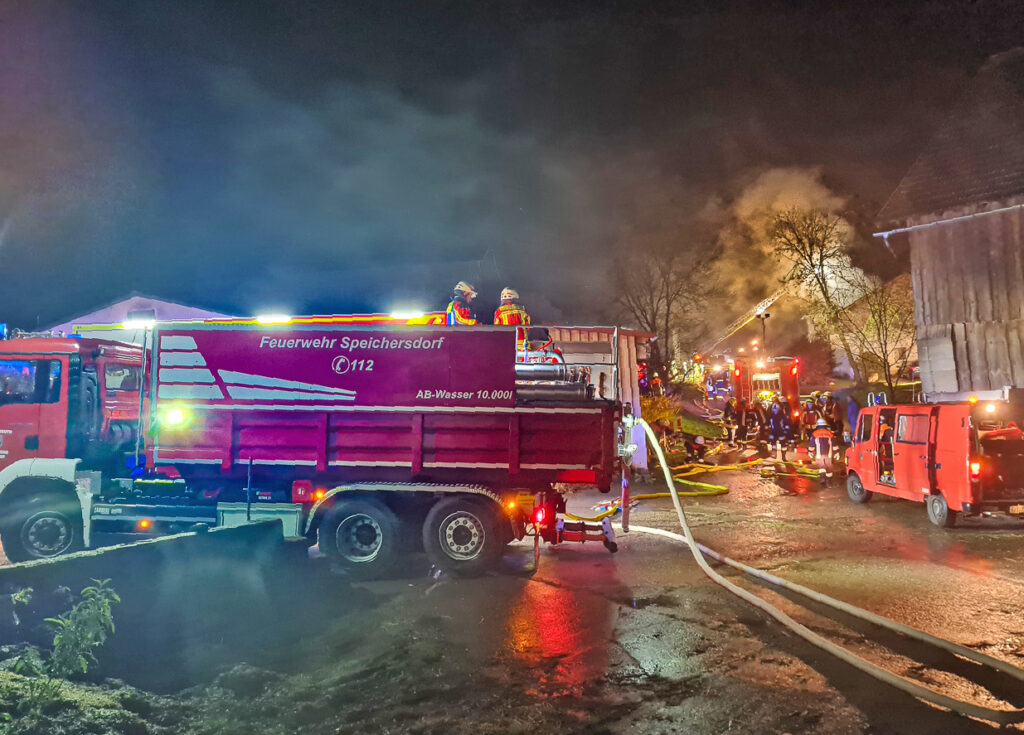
left=1, top=0, right=1023, bottom=329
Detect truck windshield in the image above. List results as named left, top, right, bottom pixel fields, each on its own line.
left=105, top=364, right=142, bottom=393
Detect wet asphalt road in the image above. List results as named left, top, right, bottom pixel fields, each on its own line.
left=344, top=451, right=1024, bottom=733
left=5, top=452, right=1024, bottom=734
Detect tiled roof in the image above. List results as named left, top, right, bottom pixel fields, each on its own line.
left=877, top=48, right=1024, bottom=225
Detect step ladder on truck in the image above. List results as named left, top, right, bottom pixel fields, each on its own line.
left=0, top=317, right=637, bottom=576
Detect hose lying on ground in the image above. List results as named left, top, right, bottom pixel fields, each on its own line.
left=629, top=417, right=1024, bottom=726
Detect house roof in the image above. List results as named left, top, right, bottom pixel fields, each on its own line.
left=47, top=293, right=235, bottom=334
left=877, top=48, right=1024, bottom=225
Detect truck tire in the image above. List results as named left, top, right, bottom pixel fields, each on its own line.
left=926, top=493, right=958, bottom=528
left=0, top=494, right=83, bottom=563
left=846, top=473, right=872, bottom=504
left=422, top=497, right=503, bottom=577
left=318, top=498, right=400, bottom=579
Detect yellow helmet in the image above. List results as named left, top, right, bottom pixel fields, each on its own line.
left=454, top=281, right=477, bottom=298
left=500, top=287, right=519, bottom=301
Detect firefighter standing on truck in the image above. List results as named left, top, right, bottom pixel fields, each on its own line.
left=493, top=287, right=531, bottom=349
left=446, top=281, right=478, bottom=325
left=811, top=418, right=835, bottom=483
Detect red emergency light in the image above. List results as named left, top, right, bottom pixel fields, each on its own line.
left=532, top=506, right=548, bottom=525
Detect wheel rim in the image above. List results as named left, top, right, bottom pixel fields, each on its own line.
left=335, top=514, right=383, bottom=563
left=20, top=511, right=74, bottom=558
left=849, top=478, right=863, bottom=497
left=437, top=511, right=486, bottom=561
left=930, top=496, right=946, bottom=523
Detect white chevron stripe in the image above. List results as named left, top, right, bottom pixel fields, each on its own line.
left=160, top=351, right=207, bottom=367
left=218, top=369, right=355, bottom=395
left=159, top=367, right=216, bottom=383
left=160, top=335, right=198, bottom=350
left=225, top=386, right=356, bottom=401
left=158, top=384, right=224, bottom=399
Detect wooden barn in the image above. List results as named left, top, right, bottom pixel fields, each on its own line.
left=875, top=48, right=1024, bottom=402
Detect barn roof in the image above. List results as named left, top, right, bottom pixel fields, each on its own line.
left=877, top=47, right=1024, bottom=225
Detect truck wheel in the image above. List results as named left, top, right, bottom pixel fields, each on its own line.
left=0, top=496, right=83, bottom=563
left=422, top=497, right=503, bottom=577
left=846, top=473, right=872, bottom=504
left=318, top=499, right=400, bottom=579
left=926, top=493, right=958, bottom=528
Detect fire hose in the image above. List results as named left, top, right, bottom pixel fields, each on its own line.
left=625, top=417, right=1024, bottom=725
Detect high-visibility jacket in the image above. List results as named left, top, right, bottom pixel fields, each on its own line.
left=811, top=427, right=834, bottom=456
left=493, top=302, right=531, bottom=348
left=446, top=296, right=477, bottom=326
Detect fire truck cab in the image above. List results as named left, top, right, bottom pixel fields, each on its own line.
left=845, top=399, right=1024, bottom=527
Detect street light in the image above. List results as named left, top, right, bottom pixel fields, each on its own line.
left=755, top=312, right=770, bottom=355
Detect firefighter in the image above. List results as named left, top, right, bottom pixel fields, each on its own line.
left=823, top=391, right=841, bottom=435
left=767, top=397, right=791, bottom=460
left=446, top=281, right=478, bottom=326
left=493, top=287, right=531, bottom=348
left=878, top=418, right=895, bottom=483
left=723, top=397, right=738, bottom=445
left=811, top=418, right=835, bottom=483
left=801, top=398, right=821, bottom=443
left=735, top=398, right=750, bottom=443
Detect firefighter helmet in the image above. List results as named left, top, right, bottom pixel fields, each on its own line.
left=500, top=287, right=519, bottom=301
left=454, top=281, right=477, bottom=298
left=816, top=418, right=829, bottom=428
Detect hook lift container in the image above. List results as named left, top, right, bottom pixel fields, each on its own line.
left=0, top=320, right=628, bottom=575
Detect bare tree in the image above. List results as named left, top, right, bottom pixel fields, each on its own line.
left=769, top=207, right=864, bottom=382
left=839, top=275, right=916, bottom=400
left=615, top=245, right=711, bottom=378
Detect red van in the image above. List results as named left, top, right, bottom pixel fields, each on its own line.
left=845, top=400, right=1024, bottom=527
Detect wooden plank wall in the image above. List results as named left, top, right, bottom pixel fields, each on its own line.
left=910, top=207, right=1024, bottom=394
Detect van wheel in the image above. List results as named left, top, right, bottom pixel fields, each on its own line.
left=423, top=497, right=503, bottom=577
left=1, top=496, right=82, bottom=563
left=846, top=474, right=872, bottom=504
left=926, top=493, right=958, bottom=528
left=318, top=499, right=400, bottom=579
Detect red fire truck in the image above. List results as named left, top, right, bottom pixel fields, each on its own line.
left=0, top=320, right=624, bottom=575
left=845, top=397, right=1024, bottom=527
left=731, top=355, right=800, bottom=406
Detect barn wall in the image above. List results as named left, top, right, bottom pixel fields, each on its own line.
left=910, top=207, right=1024, bottom=396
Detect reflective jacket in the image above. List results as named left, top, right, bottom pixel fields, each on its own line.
left=811, top=427, right=834, bottom=456
left=493, top=302, right=531, bottom=348
left=446, top=296, right=477, bottom=326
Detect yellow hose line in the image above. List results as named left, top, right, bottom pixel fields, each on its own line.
left=563, top=475, right=730, bottom=522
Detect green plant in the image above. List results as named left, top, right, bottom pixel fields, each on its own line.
left=11, top=648, right=63, bottom=717
left=45, top=580, right=120, bottom=678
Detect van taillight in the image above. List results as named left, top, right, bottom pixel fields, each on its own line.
left=969, top=461, right=981, bottom=481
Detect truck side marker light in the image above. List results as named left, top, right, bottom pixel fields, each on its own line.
left=313, top=489, right=326, bottom=501
left=139, top=519, right=151, bottom=530
left=968, top=396, right=978, bottom=404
